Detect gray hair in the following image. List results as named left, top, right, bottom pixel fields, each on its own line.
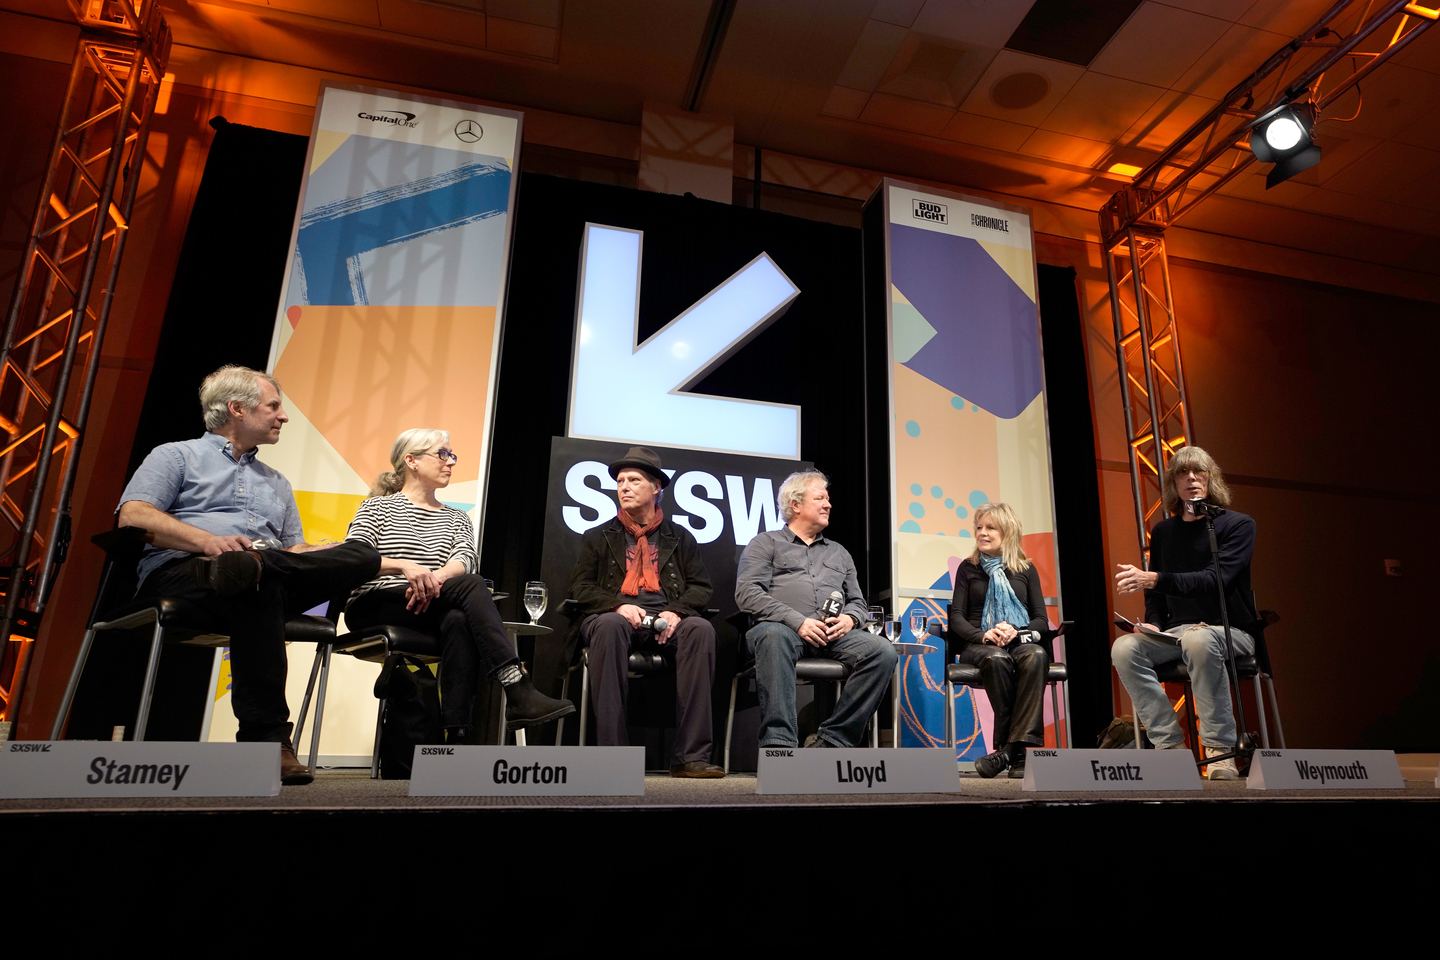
left=199, top=365, right=281, bottom=432
left=369, top=428, right=451, bottom=498
left=1162, top=445, right=1232, bottom=516
left=777, top=470, right=828, bottom=522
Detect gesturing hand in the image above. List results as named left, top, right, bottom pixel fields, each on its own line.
left=1114, top=563, right=1157, bottom=596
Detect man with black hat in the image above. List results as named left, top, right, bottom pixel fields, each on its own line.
left=566, top=447, right=723, bottom=778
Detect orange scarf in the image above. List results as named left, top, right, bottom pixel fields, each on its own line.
left=618, top=508, right=663, bottom=596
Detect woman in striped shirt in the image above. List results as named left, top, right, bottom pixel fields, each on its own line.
left=344, top=428, right=574, bottom=743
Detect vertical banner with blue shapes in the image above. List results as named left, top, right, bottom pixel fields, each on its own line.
left=871, top=180, right=1065, bottom=759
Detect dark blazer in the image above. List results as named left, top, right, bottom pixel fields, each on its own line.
left=945, top=557, right=1050, bottom=659
left=562, top=516, right=714, bottom=667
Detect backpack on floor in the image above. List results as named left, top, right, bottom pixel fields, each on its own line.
left=374, top=653, right=443, bottom=780
left=1097, top=715, right=1152, bottom=749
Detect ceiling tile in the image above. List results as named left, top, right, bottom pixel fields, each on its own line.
left=1393, top=18, right=1440, bottom=76
left=857, top=92, right=956, bottom=135
left=1088, top=2, right=1230, bottom=89
left=376, top=0, right=484, bottom=48
left=959, top=48, right=1085, bottom=127
left=1320, top=64, right=1438, bottom=143
left=487, top=16, right=559, bottom=59
left=1019, top=128, right=1109, bottom=166
left=912, top=0, right=1038, bottom=49
left=1120, top=90, right=1219, bottom=151
left=1040, top=70, right=1164, bottom=141
left=873, top=33, right=995, bottom=108
left=1238, top=0, right=1341, bottom=38
left=872, top=0, right=926, bottom=29
left=487, top=0, right=563, bottom=29
left=939, top=110, right=1035, bottom=152
left=1172, top=23, right=1289, bottom=101
left=821, top=85, right=872, bottom=120
left=836, top=19, right=909, bottom=92
left=1216, top=167, right=1317, bottom=208
left=1322, top=141, right=1440, bottom=202
left=270, top=0, right=381, bottom=27
left=1391, top=104, right=1440, bottom=152
left=1153, top=0, right=1252, bottom=19
left=1294, top=188, right=1440, bottom=238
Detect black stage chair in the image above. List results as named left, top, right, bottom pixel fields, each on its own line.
left=51, top=527, right=334, bottom=743
left=941, top=607, right=1073, bottom=752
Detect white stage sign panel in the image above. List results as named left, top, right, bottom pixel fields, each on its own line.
left=756, top=747, right=959, bottom=795
left=408, top=746, right=645, bottom=796
left=0, top=742, right=281, bottom=798
left=1247, top=749, right=1404, bottom=790
left=1020, top=748, right=1202, bottom=792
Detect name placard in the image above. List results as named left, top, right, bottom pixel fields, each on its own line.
left=408, top=746, right=645, bottom=796
left=0, top=741, right=281, bottom=798
left=1247, top=749, right=1404, bottom=790
left=756, top=747, right=960, bottom=795
left=1020, top=748, right=1202, bottom=792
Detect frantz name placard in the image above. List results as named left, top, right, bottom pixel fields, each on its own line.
left=756, top=747, right=959, bottom=795
left=1020, top=748, right=1202, bottom=792
left=1247, top=749, right=1404, bottom=790
left=0, top=741, right=281, bottom=798
left=408, top=746, right=645, bottom=796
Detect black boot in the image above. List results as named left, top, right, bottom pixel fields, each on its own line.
left=503, top=671, right=576, bottom=730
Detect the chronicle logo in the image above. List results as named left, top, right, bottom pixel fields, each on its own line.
left=454, top=119, right=483, bottom=143
left=912, top=199, right=947, bottom=224
left=970, top=212, right=1010, bottom=233
left=357, top=110, right=419, bottom=129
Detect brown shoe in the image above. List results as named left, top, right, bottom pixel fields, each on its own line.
left=279, top=741, right=314, bottom=786
left=669, top=761, right=725, bottom=778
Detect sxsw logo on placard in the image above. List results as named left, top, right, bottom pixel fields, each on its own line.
left=912, top=199, right=947, bottom=224
left=357, top=110, right=419, bottom=129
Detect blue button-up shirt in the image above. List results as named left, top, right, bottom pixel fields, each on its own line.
left=118, top=433, right=305, bottom=584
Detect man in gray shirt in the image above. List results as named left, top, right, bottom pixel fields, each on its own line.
left=117, top=365, right=379, bottom=784
left=735, top=470, right=896, bottom=748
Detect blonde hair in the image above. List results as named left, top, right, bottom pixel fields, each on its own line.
left=968, top=502, right=1032, bottom=574
left=1162, top=445, right=1232, bottom=516
left=778, top=470, right=828, bottom=522
left=368, top=428, right=450, bottom=498
left=199, top=365, right=281, bottom=431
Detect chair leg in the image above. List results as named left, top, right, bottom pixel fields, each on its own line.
left=723, top=673, right=740, bottom=775
left=307, top=643, right=333, bottom=773
left=871, top=707, right=879, bottom=748
left=1049, top=680, right=1061, bottom=748
left=1184, top=684, right=1200, bottom=761
left=578, top=660, right=590, bottom=747
left=293, top=644, right=325, bottom=757
left=371, top=696, right=385, bottom=779
left=1252, top=674, right=1270, bottom=749
left=133, top=621, right=167, bottom=742
left=51, top=626, right=99, bottom=740
left=944, top=681, right=955, bottom=752
left=497, top=684, right=507, bottom=746
left=515, top=728, right=527, bottom=746
left=554, top=669, right=572, bottom=745
left=1262, top=676, right=1286, bottom=748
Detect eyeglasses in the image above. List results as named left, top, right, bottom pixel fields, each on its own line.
left=422, top=449, right=458, bottom=464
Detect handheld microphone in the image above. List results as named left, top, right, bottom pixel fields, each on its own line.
left=639, top=614, right=670, bottom=633
left=820, top=591, right=843, bottom=620
left=1014, top=629, right=1041, bottom=645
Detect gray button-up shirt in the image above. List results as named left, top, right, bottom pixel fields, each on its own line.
left=735, top=526, right=869, bottom=633
left=118, top=433, right=304, bottom=584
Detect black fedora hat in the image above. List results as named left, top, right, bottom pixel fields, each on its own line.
left=608, top=446, right=668, bottom=489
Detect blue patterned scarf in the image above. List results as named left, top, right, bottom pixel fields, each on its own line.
left=980, top=554, right=1029, bottom=632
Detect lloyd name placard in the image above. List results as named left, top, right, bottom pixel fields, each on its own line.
left=0, top=741, right=281, bottom=798
left=756, top=747, right=960, bottom=795
left=1021, top=748, right=1202, bottom=792
left=408, top=746, right=645, bottom=796
left=1247, top=749, right=1404, bottom=790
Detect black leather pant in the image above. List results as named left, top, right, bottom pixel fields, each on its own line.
left=959, top=641, right=1049, bottom=750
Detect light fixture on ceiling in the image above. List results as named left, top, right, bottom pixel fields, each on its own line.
left=1248, top=103, right=1320, bottom=189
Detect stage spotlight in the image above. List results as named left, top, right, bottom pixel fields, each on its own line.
left=1249, top=103, right=1320, bottom=189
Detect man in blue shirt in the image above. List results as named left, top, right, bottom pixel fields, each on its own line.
left=118, top=365, right=379, bottom=784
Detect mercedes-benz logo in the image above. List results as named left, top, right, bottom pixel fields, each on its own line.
left=454, top=119, right=483, bottom=143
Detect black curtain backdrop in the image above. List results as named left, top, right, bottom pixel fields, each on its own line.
left=67, top=118, right=308, bottom=740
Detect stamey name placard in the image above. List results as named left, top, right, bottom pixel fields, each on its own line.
left=756, top=747, right=960, bottom=795
left=1247, top=749, right=1404, bottom=790
left=408, top=746, right=645, bottom=796
left=1020, top=748, right=1202, bottom=792
left=0, top=741, right=281, bottom=798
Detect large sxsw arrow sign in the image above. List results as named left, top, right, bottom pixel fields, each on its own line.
left=566, top=223, right=801, bottom=459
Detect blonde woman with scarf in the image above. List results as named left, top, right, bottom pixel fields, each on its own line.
left=945, top=502, right=1051, bottom=779
left=566, top=447, right=723, bottom=778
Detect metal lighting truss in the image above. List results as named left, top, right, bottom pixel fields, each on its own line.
left=0, top=1, right=169, bottom=723
left=1099, top=0, right=1436, bottom=558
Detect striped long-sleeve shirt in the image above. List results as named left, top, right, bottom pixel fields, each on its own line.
left=344, top=493, right=479, bottom=603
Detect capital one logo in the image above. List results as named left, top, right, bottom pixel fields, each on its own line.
left=566, top=224, right=801, bottom=459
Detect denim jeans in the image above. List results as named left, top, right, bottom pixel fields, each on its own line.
left=1111, top=624, right=1254, bottom=750
left=746, top=621, right=898, bottom=748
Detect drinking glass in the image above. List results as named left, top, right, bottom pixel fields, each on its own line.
left=523, top=581, right=548, bottom=624
left=909, top=612, right=928, bottom=641
left=866, top=606, right=884, bottom=635
left=884, top=620, right=902, bottom=643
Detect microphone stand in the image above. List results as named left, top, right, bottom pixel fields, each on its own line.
left=1191, top=502, right=1252, bottom=771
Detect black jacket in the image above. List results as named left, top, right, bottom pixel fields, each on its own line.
left=946, top=558, right=1050, bottom=659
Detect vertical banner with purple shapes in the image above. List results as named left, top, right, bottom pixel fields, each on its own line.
left=869, top=180, right=1067, bottom=759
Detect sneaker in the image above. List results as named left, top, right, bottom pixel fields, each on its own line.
left=1205, top=746, right=1239, bottom=780
left=974, top=748, right=1009, bottom=779
left=803, top=733, right=837, bottom=748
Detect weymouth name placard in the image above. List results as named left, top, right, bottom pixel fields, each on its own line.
left=756, top=747, right=959, bottom=795
left=0, top=741, right=281, bottom=798
left=1020, top=748, right=1203, bottom=792
left=1247, top=749, right=1404, bottom=790
left=408, top=746, right=645, bottom=796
